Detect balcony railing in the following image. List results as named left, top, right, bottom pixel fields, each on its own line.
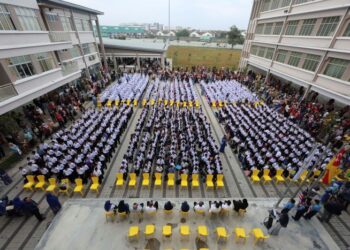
left=49, top=31, right=72, bottom=42
left=0, top=84, right=18, bottom=102
left=61, top=60, right=80, bottom=76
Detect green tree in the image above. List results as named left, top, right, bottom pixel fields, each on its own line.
left=176, top=29, right=190, bottom=38
left=227, top=25, right=244, bottom=48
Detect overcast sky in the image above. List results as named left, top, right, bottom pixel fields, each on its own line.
left=68, top=0, right=252, bottom=30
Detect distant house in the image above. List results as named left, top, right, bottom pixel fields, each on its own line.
left=167, top=31, right=176, bottom=37
left=190, top=31, right=200, bottom=38
left=201, top=32, right=214, bottom=39
left=156, top=31, right=165, bottom=36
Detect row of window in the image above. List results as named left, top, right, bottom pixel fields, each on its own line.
left=256, top=16, right=350, bottom=37
left=261, top=0, right=315, bottom=12
left=250, top=45, right=275, bottom=60
left=8, top=52, right=55, bottom=80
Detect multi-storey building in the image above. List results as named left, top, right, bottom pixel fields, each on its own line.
left=0, top=0, right=106, bottom=115
left=240, top=0, right=350, bottom=105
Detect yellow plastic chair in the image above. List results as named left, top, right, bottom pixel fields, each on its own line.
left=90, top=176, right=100, bottom=193
left=216, top=174, right=224, bottom=188
left=180, top=225, right=190, bottom=240
left=216, top=227, right=229, bottom=243
left=180, top=174, right=188, bottom=190
left=162, top=225, right=172, bottom=239
left=115, top=173, right=124, bottom=187
left=105, top=211, right=115, bottom=222
left=251, top=228, right=269, bottom=245
left=308, top=170, right=321, bottom=182
left=192, top=174, right=199, bottom=188
left=46, top=178, right=57, bottom=194
left=35, top=175, right=46, bottom=191
left=299, top=170, right=309, bottom=183
left=23, top=175, right=36, bottom=192
left=154, top=173, right=162, bottom=188
left=206, top=174, right=214, bottom=190
left=144, top=224, right=156, bottom=239
left=195, top=209, right=205, bottom=217
left=142, top=173, right=150, bottom=188
left=180, top=210, right=189, bottom=218
left=128, top=173, right=137, bottom=189
left=58, top=178, right=70, bottom=196
left=118, top=211, right=127, bottom=220
left=128, top=226, right=139, bottom=241
left=251, top=169, right=260, bottom=183
left=262, top=169, right=272, bottom=184
left=287, top=170, right=296, bottom=182
left=237, top=208, right=246, bottom=216
left=235, top=227, right=248, bottom=243
left=197, top=225, right=208, bottom=241
left=74, top=178, right=84, bottom=196
left=167, top=173, right=175, bottom=188
left=275, top=169, right=285, bottom=184
left=164, top=209, right=173, bottom=216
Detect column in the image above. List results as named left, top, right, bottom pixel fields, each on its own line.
left=95, top=16, right=107, bottom=72
left=137, top=55, right=140, bottom=70
left=161, top=53, right=165, bottom=69
left=113, top=55, right=117, bottom=71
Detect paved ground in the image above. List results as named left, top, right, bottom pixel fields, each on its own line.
left=0, top=84, right=349, bottom=249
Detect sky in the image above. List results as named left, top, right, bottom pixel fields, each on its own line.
left=68, top=0, right=253, bottom=30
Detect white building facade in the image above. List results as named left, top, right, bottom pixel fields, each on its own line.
left=240, top=0, right=350, bottom=105
left=0, top=0, right=105, bottom=115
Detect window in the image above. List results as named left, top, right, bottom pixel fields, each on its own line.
left=15, top=7, right=41, bottom=31
left=36, top=52, right=54, bottom=72
left=294, top=0, right=313, bottom=4
left=276, top=50, right=288, bottom=63
left=82, top=19, right=91, bottom=31
left=0, top=4, right=15, bottom=30
left=281, top=0, right=291, bottom=7
left=256, top=24, right=264, bottom=34
left=270, top=0, right=280, bottom=10
left=258, top=47, right=266, bottom=57
left=69, top=45, right=81, bottom=58
left=264, top=23, right=273, bottom=35
left=323, top=58, right=349, bottom=79
left=262, top=0, right=271, bottom=12
left=251, top=45, right=258, bottom=55
left=60, top=16, right=72, bottom=31
left=299, top=19, right=316, bottom=36
left=285, top=20, right=298, bottom=35
left=74, top=18, right=83, bottom=31
left=265, top=48, right=274, bottom=59
left=317, top=16, right=340, bottom=36
left=302, top=54, right=321, bottom=72
left=288, top=52, right=302, bottom=67
left=8, top=55, right=35, bottom=79
left=273, top=22, right=283, bottom=35
left=343, top=23, right=350, bottom=37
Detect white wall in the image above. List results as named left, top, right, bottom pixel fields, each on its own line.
left=0, top=0, right=38, bottom=9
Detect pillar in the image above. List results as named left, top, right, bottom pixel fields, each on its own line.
left=113, top=55, right=117, bottom=71
left=95, top=16, right=107, bottom=72
left=161, top=53, right=165, bottom=69
left=137, top=55, right=140, bottom=70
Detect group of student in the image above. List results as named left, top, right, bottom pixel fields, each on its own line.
left=20, top=105, right=133, bottom=184
left=119, top=104, right=224, bottom=182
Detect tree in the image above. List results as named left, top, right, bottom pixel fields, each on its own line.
left=227, top=25, right=244, bottom=48
left=176, top=29, right=190, bottom=38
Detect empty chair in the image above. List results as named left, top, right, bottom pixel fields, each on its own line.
left=235, top=227, right=248, bottom=243
left=90, top=176, right=100, bottom=193
left=128, top=226, right=139, bottom=241
left=216, top=227, right=229, bottom=243
left=251, top=228, right=269, bottom=244
left=144, top=224, right=156, bottom=239
left=154, top=173, right=162, bottom=188
left=58, top=178, right=70, bottom=196
left=216, top=174, right=224, bottom=188
left=275, top=169, right=285, bottom=184
left=128, top=173, right=137, bottom=189
left=197, top=225, right=208, bottom=241
left=192, top=174, right=199, bottom=188
left=23, top=175, right=36, bottom=192
left=180, top=174, right=188, bottom=190
left=46, top=178, right=57, bottom=194
left=299, top=170, right=309, bottom=183
left=35, top=175, right=46, bottom=191
left=180, top=225, right=190, bottom=240
left=167, top=173, right=175, bottom=188
left=262, top=169, right=272, bottom=184
left=251, top=169, right=260, bottom=183
left=206, top=174, right=214, bottom=190
left=142, top=173, right=150, bottom=188
left=162, top=225, right=172, bottom=240
left=74, top=178, right=84, bottom=196
left=115, top=173, right=124, bottom=187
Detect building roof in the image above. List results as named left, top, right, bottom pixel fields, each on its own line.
left=37, top=0, right=103, bottom=15
left=100, top=38, right=168, bottom=53
left=97, top=26, right=145, bottom=36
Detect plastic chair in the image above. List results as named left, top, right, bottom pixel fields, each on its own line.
left=180, top=210, right=189, bottom=218
left=262, top=169, right=272, bottom=184
left=164, top=209, right=173, bottom=216
left=216, top=227, right=229, bottom=243
left=23, top=175, right=36, bottom=192
left=167, top=173, right=175, bottom=188
left=180, top=174, right=188, bottom=190
left=162, top=225, right=172, bottom=239
left=46, top=178, right=57, bottom=194
left=180, top=225, right=190, bottom=240
left=195, top=209, right=205, bottom=217
left=192, top=174, right=199, bottom=188
left=154, top=173, right=162, bottom=188
left=216, top=174, right=224, bottom=188
left=118, top=211, right=127, bottom=220
left=197, top=225, right=208, bottom=240
left=251, top=228, right=269, bottom=244
left=115, top=173, right=124, bottom=187
left=142, top=173, right=150, bottom=188
left=235, top=227, right=248, bottom=243
left=206, top=174, right=214, bottom=190
left=251, top=169, right=260, bottom=183
left=35, top=175, right=46, bottom=191
left=128, top=173, right=136, bottom=189
left=74, top=178, right=84, bottom=196
left=308, top=170, right=321, bottom=182
left=105, top=211, right=115, bottom=222
left=144, top=224, right=155, bottom=239
left=299, top=170, right=309, bottom=183
left=275, top=169, right=285, bottom=184
left=58, top=178, right=70, bottom=196
left=128, top=226, right=139, bottom=241
left=90, top=176, right=100, bottom=193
